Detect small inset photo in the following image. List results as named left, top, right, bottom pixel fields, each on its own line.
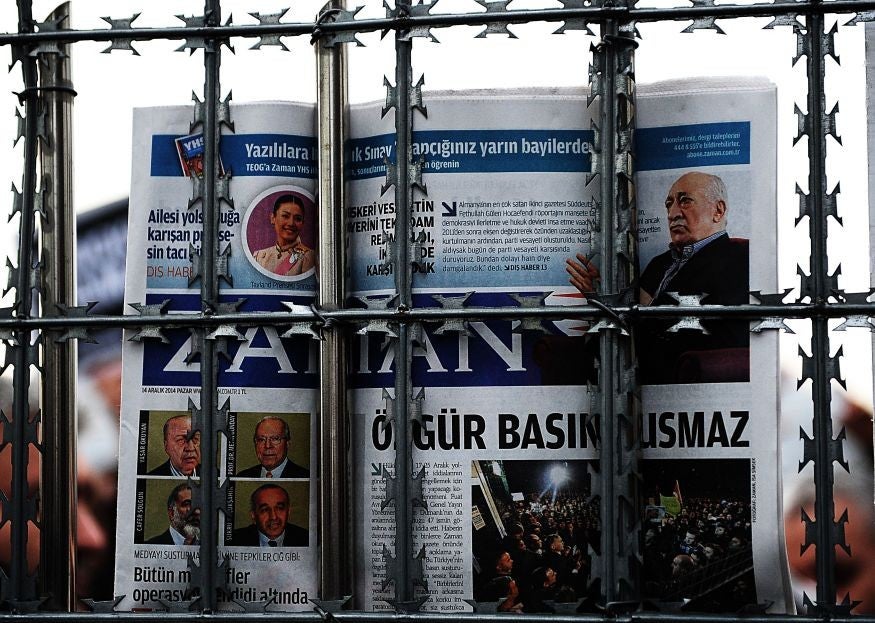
left=135, top=479, right=200, bottom=546
left=137, top=410, right=201, bottom=478
left=230, top=412, right=310, bottom=479
left=243, top=185, right=317, bottom=280
left=641, top=458, right=756, bottom=611
left=225, top=481, right=309, bottom=547
left=471, top=460, right=599, bottom=613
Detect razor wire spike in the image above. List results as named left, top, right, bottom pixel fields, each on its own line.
left=752, top=318, right=794, bottom=334
left=410, top=157, right=426, bottom=193
left=0, top=410, right=10, bottom=451
left=794, top=28, right=810, bottom=66
left=553, top=0, right=594, bottom=35
left=796, top=343, right=844, bottom=389
left=233, top=595, right=277, bottom=613
left=587, top=64, right=602, bottom=107
left=0, top=306, right=16, bottom=344
left=81, top=596, right=124, bottom=613
left=33, top=181, right=48, bottom=222
left=381, top=159, right=398, bottom=195
left=825, top=182, right=841, bottom=225
left=846, top=11, right=875, bottom=26
left=381, top=464, right=397, bottom=511
left=796, top=264, right=840, bottom=303
left=795, top=184, right=812, bottom=224
left=411, top=465, right=426, bottom=510
left=380, top=544, right=396, bottom=591
left=310, top=596, right=352, bottom=615
left=508, top=292, right=551, bottom=334
left=188, top=244, right=203, bottom=286
left=411, top=74, right=427, bottom=117
left=318, top=5, right=366, bottom=48
left=473, top=0, right=517, bottom=39
left=157, top=597, right=199, bottom=613
left=410, top=229, right=428, bottom=272
left=823, top=21, right=839, bottom=65
left=175, top=13, right=234, bottom=55
left=833, top=316, right=875, bottom=331
left=355, top=294, right=399, bottom=337
left=13, top=108, right=24, bottom=146
left=380, top=387, right=396, bottom=435
left=663, top=292, right=709, bottom=334
left=30, top=14, right=67, bottom=58
left=390, top=0, right=440, bottom=43
left=825, top=102, right=841, bottom=146
left=100, top=14, right=142, bottom=55
left=184, top=328, right=202, bottom=364
left=411, top=545, right=428, bottom=590
left=217, top=175, right=234, bottom=210
left=764, top=14, right=804, bottom=32
left=53, top=301, right=98, bottom=344
left=464, top=598, right=503, bottom=613
left=249, top=9, right=292, bottom=51
left=430, top=292, right=473, bottom=335
left=187, top=397, right=203, bottom=434
left=409, top=387, right=425, bottom=427
left=218, top=91, right=235, bottom=132
left=793, top=104, right=807, bottom=145
left=189, top=177, right=205, bottom=210
left=389, top=596, right=431, bottom=614
left=10, top=182, right=22, bottom=222
left=382, top=76, right=398, bottom=118
left=680, top=14, right=725, bottom=34
left=127, top=299, right=172, bottom=343
left=207, top=298, right=246, bottom=341
left=216, top=244, right=233, bottom=286
left=191, top=92, right=206, bottom=131
left=279, top=302, right=323, bottom=340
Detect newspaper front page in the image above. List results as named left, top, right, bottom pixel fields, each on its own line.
left=349, top=83, right=792, bottom=613
left=114, top=103, right=319, bottom=610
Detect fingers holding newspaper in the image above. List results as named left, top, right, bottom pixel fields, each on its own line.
left=565, top=253, right=600, bottom=294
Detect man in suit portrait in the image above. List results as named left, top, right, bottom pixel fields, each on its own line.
left=148, top=414, right=201, bottom=477
left=237, top=416, right=308, bottom=478
left=146, top=483, right=200, bottom=545
left=566, top=171, right=749, bottom=385
left=231, top=484, right=308, bottom=547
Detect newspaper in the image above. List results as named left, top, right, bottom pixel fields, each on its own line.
left=349, top=82, right=792, bottom=612
left=114, top=103, right=319, bottom=610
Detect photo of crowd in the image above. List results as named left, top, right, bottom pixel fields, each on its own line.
left=642, top=459, right=757, bottom=612
left=471, top=460, right=600, bottom=612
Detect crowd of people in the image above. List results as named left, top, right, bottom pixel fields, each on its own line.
left=642, top=496, right=755, bottom=605
left=474, top=493, right=600, bottom=612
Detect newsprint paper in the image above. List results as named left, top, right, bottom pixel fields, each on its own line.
left=114, top=103, right=319, bottom=610
left=349, top=81, right=792, bottom=613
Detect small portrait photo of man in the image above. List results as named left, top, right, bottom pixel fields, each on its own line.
left=244, top=186, right=317, bottom=280
left=228, top=481, right=309, bottom=547
left=137, top=480, right=200, bottom=546
left=234, top=413, right=309, bottom=479
left=141, top=411, right=201, bottom=478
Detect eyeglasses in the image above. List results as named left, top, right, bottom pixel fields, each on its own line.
left=254, top=435, right=287, bottom=445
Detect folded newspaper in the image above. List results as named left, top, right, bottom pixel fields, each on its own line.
left=115, top=79, right=792, bottom=613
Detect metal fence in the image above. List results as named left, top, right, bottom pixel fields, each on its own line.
left=0, top=0, right=872, bottom=619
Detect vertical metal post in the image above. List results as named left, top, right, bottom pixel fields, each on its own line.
left=8, top=0, right=41, bottom=605
left=593, top=15, right=638, bottom=606
left=804, top=10, right=838, bottom=611
left=197, top=0, right=222, bottom=611
left=391, top=30, right=414, bottom=606
left=316, top=0, right=351, bottom=600
left=38, top=2, right=76, bottom=611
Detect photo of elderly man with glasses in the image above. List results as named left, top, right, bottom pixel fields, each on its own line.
left=236, top=415, right=309, bottom=479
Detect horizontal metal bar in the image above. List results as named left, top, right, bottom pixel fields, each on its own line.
left=0, top=302, right=871, bottom=331
left=0, top=612, right=872, bottom=623
left=0, top=0, right=870, bottom=47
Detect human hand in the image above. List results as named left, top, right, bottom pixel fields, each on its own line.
left=565, top=253, right=600, bottom=294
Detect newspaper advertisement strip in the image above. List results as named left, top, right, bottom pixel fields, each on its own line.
left=114, top=103, right=319, bottom=610
left=350, top=83, right=792, bottom=613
